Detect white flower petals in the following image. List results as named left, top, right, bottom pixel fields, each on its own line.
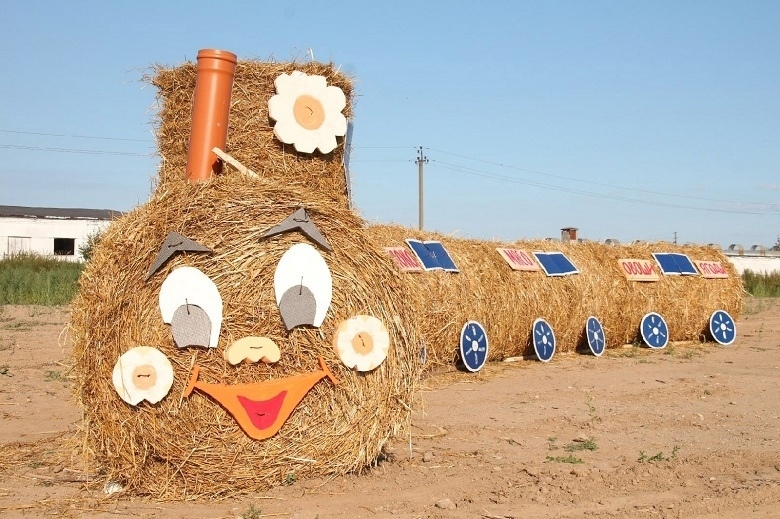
left=268, top=71, right=347, bottom=154
left=112, top=346, right=174, bottom=405
left=333, top=315, right=390, bottom=372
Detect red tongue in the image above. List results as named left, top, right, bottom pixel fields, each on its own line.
left=236, top=391, right=288, bottom=430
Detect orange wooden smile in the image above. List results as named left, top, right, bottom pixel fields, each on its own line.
left=183, top=357, right=339, bottom=440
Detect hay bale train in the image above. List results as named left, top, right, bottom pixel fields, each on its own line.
left=70, top=49, right=743, bottom=497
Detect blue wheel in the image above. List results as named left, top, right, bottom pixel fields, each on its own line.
left=709, top=310, right=736, bottom=345
left=586, top=316, right=605, bottom=357
left=640, top=312, right=668, bottom=349
left=532, top=318, right=556, bottom=362
left=459, top=320, right=488, bottom=372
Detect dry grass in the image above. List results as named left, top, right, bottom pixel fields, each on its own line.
left=368, top=225, right=743, bottom=362
left=70, top=175, right=422, bottom=499
left=148, top=59, right=354, bottom=203
left=67, top=54, right=744, bottom=500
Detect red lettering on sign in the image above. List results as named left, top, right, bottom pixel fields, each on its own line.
left=385, top=248, right=421, bottom=271
left=618, top=259, right=659, bottom=281
left=397, top=250, right=418, bottom=269
left=505, top=249, right=533, bottom=266
left=697, top=261, right=728, bottom=277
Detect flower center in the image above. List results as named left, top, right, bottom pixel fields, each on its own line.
left=132, top=364, right=158, bottom=391
left=293, top=94, right=326, bottom=130
left=351, top=332, right=374, bottom=355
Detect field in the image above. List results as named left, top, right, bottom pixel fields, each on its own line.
left=0, top=298, right=778, bottom=518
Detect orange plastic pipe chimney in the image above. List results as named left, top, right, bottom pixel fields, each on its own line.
left=186, top=49, right=237, bottom=181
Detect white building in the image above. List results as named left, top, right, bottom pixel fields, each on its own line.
left=0, top=205, right=121, bottom=262
left=725, top=253, right=780, bottom=275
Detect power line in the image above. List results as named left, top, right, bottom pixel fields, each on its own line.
left=2, top=129, right=413, bottom=150
left=351, top=159, right=412, bottom=163
left=430, top=159, right=779, bottom=216
left=0, top=144, right=155, bottom=157
left=425, top=146, right=778, bottom=209
left=2, top=125, right=775, bottom=216
left=0, top=128, right=152, bottom=143
left=351, top=145, right=418, bottom=150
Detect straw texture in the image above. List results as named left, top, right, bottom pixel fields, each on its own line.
left=149, top=59, right=354, bottom=203
left=70, top=54, right=743, bottom=499
left=368, top=225, right=743, bottom=363
left=71, top=176, right=421, bottom=498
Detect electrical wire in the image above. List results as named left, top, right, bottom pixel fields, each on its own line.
left=0, top=128, right=152, bottom=143
left=0, top=144, right=154, bottom=157
left=426, top=146, right=778, bottom=209
left=430, top=159, right=779, bottom=216
left=1, top=125, right=775, bottom=217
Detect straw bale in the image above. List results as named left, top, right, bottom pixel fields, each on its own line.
left=148, top=59, right=354, bottom=203
left=70, top=52, right=744, bottom=499
left=70, top=174, right=421, bottom=498
left=368, top=225, right=743, bottom=363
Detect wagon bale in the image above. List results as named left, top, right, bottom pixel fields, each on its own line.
left=368, top=225, right=742, bottom=364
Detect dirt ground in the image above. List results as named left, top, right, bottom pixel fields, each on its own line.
left=1, top=298, right=778, bottom=518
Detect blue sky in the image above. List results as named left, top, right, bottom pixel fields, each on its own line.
left=1, top=1, right=778, bottom=247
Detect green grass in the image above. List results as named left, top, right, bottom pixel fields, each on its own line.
left=45, top=370, right=64, bottom=382
left=240, top=503, right=263, bottom=519
left=564, top=438, right=598, bottom=452
left=638, top=446, right=679, bottom=463
left=0, top=253, right=83, bottom=305
left=742, top=269, right=780, bottom=297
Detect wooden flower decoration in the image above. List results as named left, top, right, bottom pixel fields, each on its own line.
left=112, top=346, right=174, bottom=405
left=333, top=315, right=390, bottom=371
left=268, top=71, right=347, bottom=154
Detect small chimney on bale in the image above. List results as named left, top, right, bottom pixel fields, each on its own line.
left=186, top=49, right=237, bottom=181
left=561, top=227, right=578, bottom=242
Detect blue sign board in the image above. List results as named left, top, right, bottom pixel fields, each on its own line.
left=652, top=253, right=698, bottom=275
left=709, top=310, right=736, bottom=345
left=532, top=252, right=579, bottom=276
left=532, top=318, right=556, bottom=362
left=459, top=320, right=488, bottom=372
left=640, top=312, right=669, bottom=348
left=586, top=316, right=605, bottom=356
left=405, top=239, right=459, bottom=272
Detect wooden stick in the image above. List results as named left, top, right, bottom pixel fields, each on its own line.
left=212, top=147, right=258, bottom=178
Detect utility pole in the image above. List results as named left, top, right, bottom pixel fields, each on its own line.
left=673, top=231, right=678, bottom=245
left=416, top=146, right=428, bottom=230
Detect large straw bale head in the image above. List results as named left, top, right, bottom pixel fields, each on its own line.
left=71, top=174, right=421, bottom=498
left=369, top=225, right=743, bottom=364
